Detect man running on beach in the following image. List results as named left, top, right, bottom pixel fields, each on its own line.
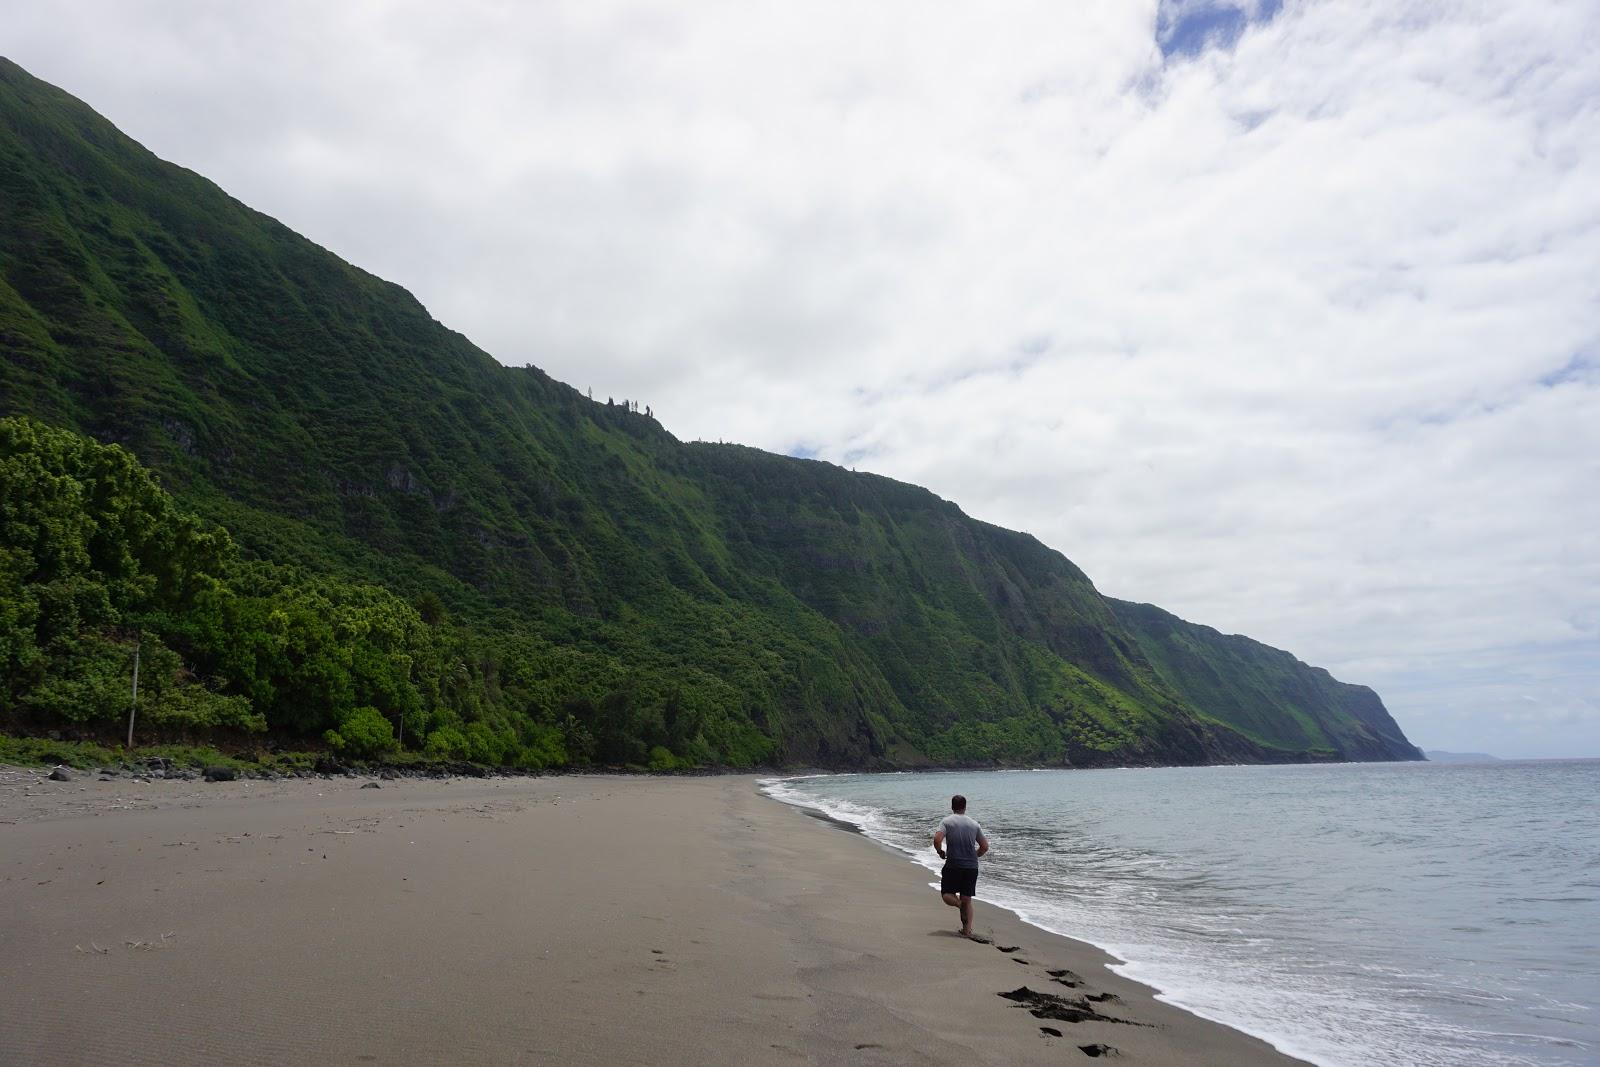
left=933, top=794, right=988, bottom=938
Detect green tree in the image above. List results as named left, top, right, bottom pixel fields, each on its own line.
left=325, top=705, right=397, bottom=760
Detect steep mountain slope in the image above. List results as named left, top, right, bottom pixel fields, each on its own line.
left=1111, top=600, right=1423, bottom=761
left=0, top=58, right=1423, bottom=767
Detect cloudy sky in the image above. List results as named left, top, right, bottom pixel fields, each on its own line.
left=10, top=1, right=1598, bottom=757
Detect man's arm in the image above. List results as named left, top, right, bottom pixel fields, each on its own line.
left=933, top=829, right=946, bottom=860
left=976, top=832, right=989, bottom=858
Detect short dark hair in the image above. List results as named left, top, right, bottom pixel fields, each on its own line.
left=951, top=794, right=967, bottom=813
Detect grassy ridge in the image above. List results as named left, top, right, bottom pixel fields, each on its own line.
left=0, top=58, right=1422, bottom=767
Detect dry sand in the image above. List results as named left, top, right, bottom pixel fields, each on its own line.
left=0, top=767, right=1304, bottom=1065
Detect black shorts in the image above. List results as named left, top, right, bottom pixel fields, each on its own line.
left=941, top=865, right=978, bottom=897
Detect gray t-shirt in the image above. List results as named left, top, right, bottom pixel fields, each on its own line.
left=940, top=813, right=985, bottom=870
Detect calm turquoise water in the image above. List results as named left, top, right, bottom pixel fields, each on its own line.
left=763, top=761, right=1599, bottom=1066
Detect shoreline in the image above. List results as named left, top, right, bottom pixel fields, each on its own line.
left=759, top=776, right=1319, bottom=1066
left=2, top=767, right=1303, bottom=1064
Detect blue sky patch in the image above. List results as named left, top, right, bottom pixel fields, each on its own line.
left=1158, top=0, right=1284, bottom=59
left=1538, top=350, right=1596, bottom=389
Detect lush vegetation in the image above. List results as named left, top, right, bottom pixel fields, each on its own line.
left=0, top=417, right=768, bottom=768
left=0, top=59, right=1422, bottom=768
left=0, top=732, right=322, bottom=774
left=1110, top=599, right=1421, bottom=761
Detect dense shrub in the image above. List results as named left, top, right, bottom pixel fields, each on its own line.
left=324, top=705, right=397, bottom=760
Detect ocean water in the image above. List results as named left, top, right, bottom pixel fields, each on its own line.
left=762, top=761, right=1599, bottom=1066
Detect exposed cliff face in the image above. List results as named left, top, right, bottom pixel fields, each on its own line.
left=0, top=58, right=1424, bottom=767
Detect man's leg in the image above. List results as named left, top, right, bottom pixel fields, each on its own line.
left=959, top=894, right=974, bottom=936
left=942, top=889, right=963, bottom=934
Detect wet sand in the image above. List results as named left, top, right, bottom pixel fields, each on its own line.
left=0, top=768, right=1303, bottom=1065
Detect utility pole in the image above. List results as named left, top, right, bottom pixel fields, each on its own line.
left=396, top=655, right=413, bottom=751
left=126, top=638, right=141, bottom=749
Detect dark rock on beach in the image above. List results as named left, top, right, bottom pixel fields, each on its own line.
left=998, top=986, right=1134, bottom=1027
left=202, top=766, right=236, bottom=782
left=48, top=767, right=71, bottom=781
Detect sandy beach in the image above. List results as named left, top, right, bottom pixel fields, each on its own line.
left=1, top=768, right=1303, bottom=1065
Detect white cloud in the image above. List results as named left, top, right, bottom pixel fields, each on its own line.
left=7, top=0, right=1598, bottom=756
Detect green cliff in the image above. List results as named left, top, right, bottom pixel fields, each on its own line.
left=0, top=58, right=1422, bottom=768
